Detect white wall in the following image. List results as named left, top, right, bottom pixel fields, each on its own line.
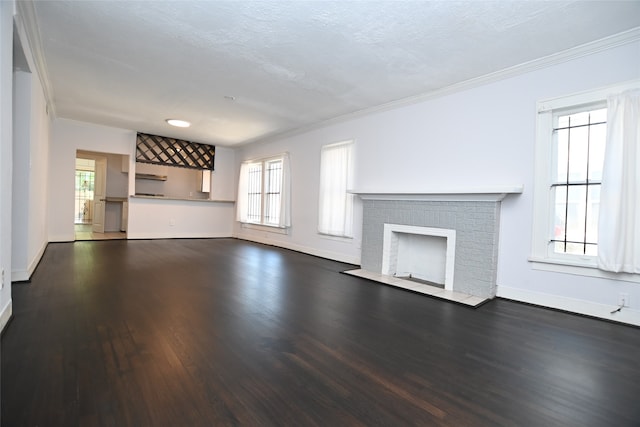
left=11, top=72, right=29, bottom=279
left=210, top=146, right=236, bottom=201
left=26, top=71, right=50, bottom=278
left=0, top=0, right=14, bottom=331
left=11, top=69, right=50, bottom=281
left=235, top=39, right=640, bottom=325
left=49, top=118, right=136, bottom=241
left=1, top=0, right=52, bottom=330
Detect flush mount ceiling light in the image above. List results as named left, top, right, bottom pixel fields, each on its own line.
left=166, top=119, right=191, bottom=128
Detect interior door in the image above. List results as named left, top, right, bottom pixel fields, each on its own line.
left=92, top=157, right=107, bottom=233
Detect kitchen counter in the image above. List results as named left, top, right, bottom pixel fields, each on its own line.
left=130, top=195, right=235, bottom=203
left=126, top=194, right=236, bottom=239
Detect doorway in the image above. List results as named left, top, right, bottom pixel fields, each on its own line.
left=74, top=152, right=127, bottom=241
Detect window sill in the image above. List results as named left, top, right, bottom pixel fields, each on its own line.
left=318, top=232, right=354, bottom=242
left=240, top=222, right=289, bottom=235
left=529, top=256, right=640, bottom=283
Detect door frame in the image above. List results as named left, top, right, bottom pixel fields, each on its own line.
left=75, top=152, right=107, bottom=231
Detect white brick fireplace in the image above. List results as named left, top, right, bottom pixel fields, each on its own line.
left=346, top=187, right=522, bottom=306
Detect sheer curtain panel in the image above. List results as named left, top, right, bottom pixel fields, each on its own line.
left=598, top=89, right=640, bottom=273
left=278, top=154, right=292, bottom=228
left=236, top=162, right=250, bottom=223
left=318, top=141, right=354, bottom=237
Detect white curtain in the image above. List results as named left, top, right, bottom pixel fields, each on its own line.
left=236, top=162, right=249, bottom=222
left=278, top=154, right=291, bottom=228
left=318, top=141, right=354, bottom=237
left=597, top=89, right=640, bottom=273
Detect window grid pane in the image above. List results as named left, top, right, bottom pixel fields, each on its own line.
left=75, top=170, right=95, bottom=224
left=551, top=108, right=605, bottom=255
left=247, top=163, right=262, bottom=223
left=264, top=160, right=283, bottom=225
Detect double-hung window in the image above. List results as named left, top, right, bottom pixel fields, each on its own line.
left=531, top=81, right=640, bottom=277
left=237, top=154, right=290, bottom=228
left=318, top=140, right=354, bottom=238
left=550, top=106, right=607, bottom=258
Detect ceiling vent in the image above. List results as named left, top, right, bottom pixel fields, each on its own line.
left=136, top=132, right=215, bottom=170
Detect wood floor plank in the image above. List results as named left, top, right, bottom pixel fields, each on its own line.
left=2, top=238, right=640, bottom=426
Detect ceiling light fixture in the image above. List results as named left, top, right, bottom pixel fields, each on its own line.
left=166, top=119, right=191, bottom=128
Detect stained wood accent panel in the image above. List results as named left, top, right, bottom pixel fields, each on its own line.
left=136, top=132, right=215, bottom=170
left=2, top=239, right=639, bottom=426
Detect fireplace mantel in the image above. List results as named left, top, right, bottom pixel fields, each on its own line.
left=349, top=186, right=523, bottom=202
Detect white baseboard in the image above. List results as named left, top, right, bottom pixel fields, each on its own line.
left=12, top=240, right=48, bottom=281
left=497, top=285, right=640, bottom=327
left=233, top=234, right=361, bottom=265
left=0, top=299, right=12, bottom=333
left=48, top=233, right=74, bottom=242
left=126, top=232, right=233, bottom=240
left=11, top=270, right=29, bottom=282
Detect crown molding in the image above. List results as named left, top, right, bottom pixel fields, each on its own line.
left=15, top=0, right=56, bottom=118
left=242, top=27, right=640, bottom=148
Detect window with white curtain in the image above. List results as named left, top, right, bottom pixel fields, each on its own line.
left=237, top=154, right=291, bottom=228
left=530, top=80, right=640, bottom=279
left=318, top=140, right=354, bottom=238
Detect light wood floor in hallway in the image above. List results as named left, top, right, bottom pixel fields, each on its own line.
left=74, top=223, right=126, bottom=241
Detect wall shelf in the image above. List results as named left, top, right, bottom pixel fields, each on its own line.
left=348, top=186, right=523, bottom=202
left=135, top=173, right=167, bottom=181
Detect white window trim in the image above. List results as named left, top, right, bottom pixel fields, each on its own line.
left=530, top=79, right=640, bottom=281
left=237, top=153, right=290, bottom=229
left=318, top=232, right=353, bottom=241
left=241, top=222, right=289, bottom=234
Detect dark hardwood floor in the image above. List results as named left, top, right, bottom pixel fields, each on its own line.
left=2, top=239, right=639, bottom=426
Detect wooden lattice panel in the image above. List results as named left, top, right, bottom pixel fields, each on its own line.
left=136, top=132, right=215, bottom=170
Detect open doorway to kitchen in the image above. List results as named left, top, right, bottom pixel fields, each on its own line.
left=74, top=152, right=128, bottom=241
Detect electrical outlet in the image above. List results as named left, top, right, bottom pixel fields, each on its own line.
left=618, top=293, right=630, bottom=307
left=169, top=218, right=175, bottom=226
left=1, top=268, right=4, bottom=289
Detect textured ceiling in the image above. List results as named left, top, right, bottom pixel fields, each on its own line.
left=27, top=1, right=640, bottom=146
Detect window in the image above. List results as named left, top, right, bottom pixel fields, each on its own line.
left=74, top=167, right=95, bottom=224
left=237, top=154, right=290, bottom=228
left=318, top=140, right=354, bottom=237
left=264, top=159, right=283, bottom=225
left=246, top=162, right=263, bottom=223
left=531, top=81, right=639, bottom=276
left=550, top=106, right=606, bottom=257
